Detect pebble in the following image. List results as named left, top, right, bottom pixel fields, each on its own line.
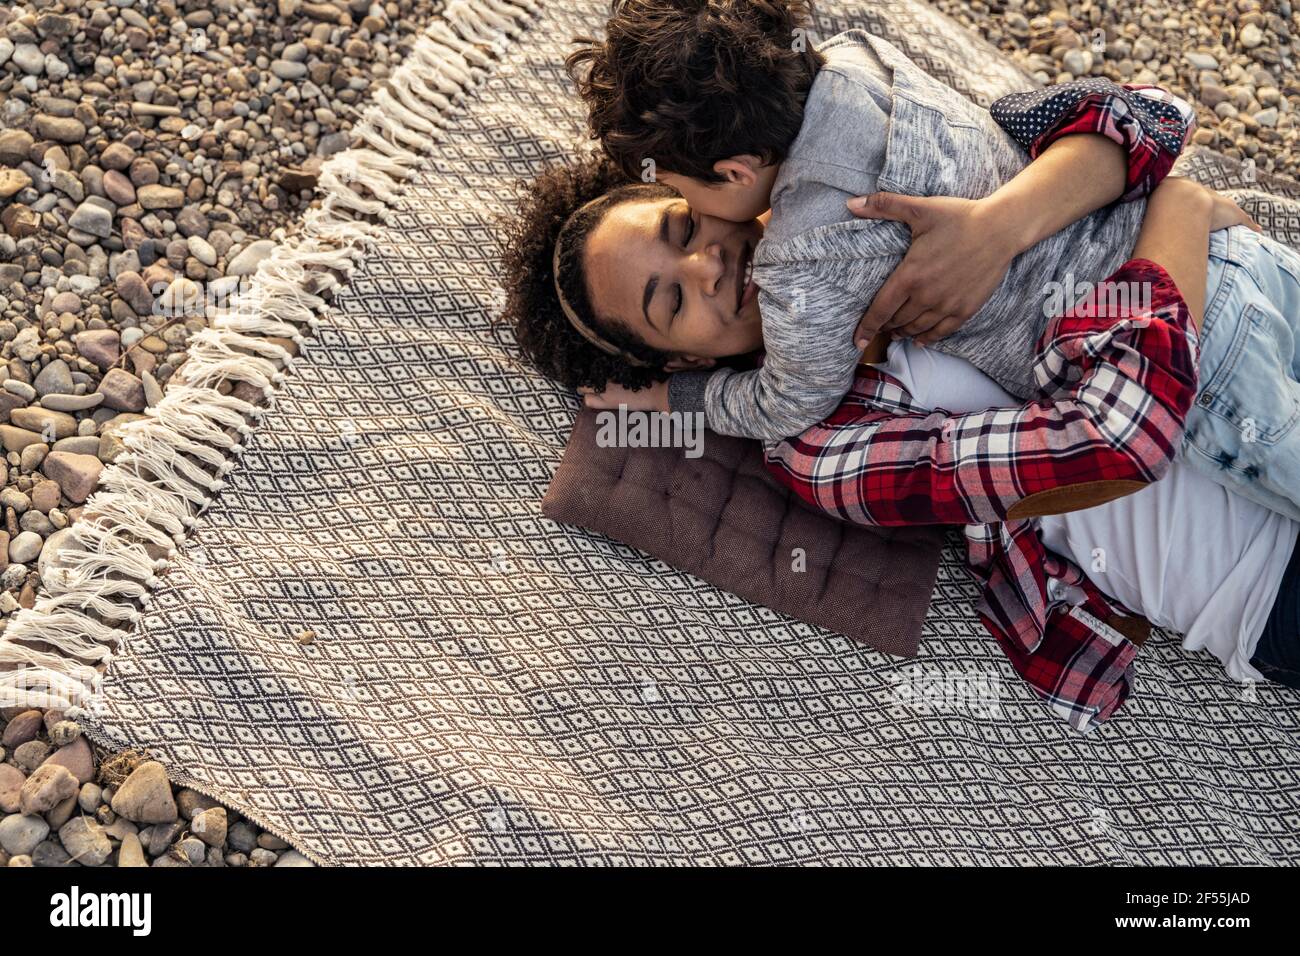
left=2, top=711, right=43, bottom=748
left=0, top=168, right=32, bottom=199
left=44, top=736, right=93, bottom=785
left=59, top=818, right=112, bottom=866
left=8, top=531, right=43, bottom=564
left=118, top=831, right=147, bottom=867
left=74, top=329, right=122, bottom=370
left=111, top=761, right=178, bottom=824
left=136, top=185, right=185, bottom=210
left=41, top=452, right=103, bottom=504
left=2, top=380, right=35, bottom=402
left=100, top=143, right=136, bottom=171
left=33, top=360, right=74, bottom=397
left=30, top=480, right=61, bottom=513
left=11, top=44, right=45, bottom=76
left=42, top=393, right=104, bottom=413
left=0, top=765, right=24, bottom=814
left=19, top=763, right=77, bottom=815
left=68, top=201, right=113, bottom=240
left=99, top=369, right=147, bottom=412
left=274, top=849, right=316, bottom=867
left=11, top=408, right=77, bottom=439
left=271, top=59, right=309, bottom=80
left=115, top=273, right=156, bottom=318
left=103, top=170, right=136, bottom=205
left=227, top=239, right=276, bottom=276
left=191, top=806, right=228, bottom=847
left=33, top=114, right=86, bottom=144
left=0, top=814, right=49, bottom=857
left=188, top=235, right=218, bottom=266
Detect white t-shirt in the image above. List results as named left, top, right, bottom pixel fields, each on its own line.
left=877, top=339, right=1298, bottom=681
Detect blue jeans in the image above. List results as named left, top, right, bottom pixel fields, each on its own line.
left=1182, top=226, right=1300, bottom=522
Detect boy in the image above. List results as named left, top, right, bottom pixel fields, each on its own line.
left=569, top=0, right=1300, bottom=523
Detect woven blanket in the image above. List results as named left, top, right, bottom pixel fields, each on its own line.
left=12, top=0, right=1300, bottom=865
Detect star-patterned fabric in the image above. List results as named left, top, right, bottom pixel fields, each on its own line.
left=80, top=0, right=1300, bottom=865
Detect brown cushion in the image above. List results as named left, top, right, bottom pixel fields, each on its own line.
left=542, top=409, right=947, bottom=657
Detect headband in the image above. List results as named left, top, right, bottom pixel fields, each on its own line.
left=552, top=198, right=654, bottom=368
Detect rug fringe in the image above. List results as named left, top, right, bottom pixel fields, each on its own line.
left=0, top=0, right=539, bottom=711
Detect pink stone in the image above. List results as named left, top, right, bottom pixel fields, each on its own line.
left=42, top=736, right=93, bottom=785
left=41, top=451, right=104, bottom=504
left=75, top=328, right=121, bottom=370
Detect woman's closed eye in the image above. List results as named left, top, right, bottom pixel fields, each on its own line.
left=673, top=210, right=695, bottom=318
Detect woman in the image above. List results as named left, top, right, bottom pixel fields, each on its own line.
left=497, top=159, right=1299, bottom=728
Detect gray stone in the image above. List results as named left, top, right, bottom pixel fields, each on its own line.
left=59, top=817, right=113, bottom=866
left=0, top=814, right=49, bottom=856
left=270, top=59, right=308, bottom=79
left=8, top=530, right=43, bottom=564
left=226, top=239, right=275, bottom=276
left=33, top=359, right=74, bottom=397
left=12, top=44, right=45, bottom=75
left=68, top=201, right=113, bottom=240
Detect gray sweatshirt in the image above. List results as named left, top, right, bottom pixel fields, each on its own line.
left=668, top=30, right=1163, bottom=440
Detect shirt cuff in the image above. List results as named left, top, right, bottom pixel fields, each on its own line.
left=668, top=370, right=712, bottom=416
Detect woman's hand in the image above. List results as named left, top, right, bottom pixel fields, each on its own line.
left=579, top=379, right=670, bottom=412
left=1209, top=190, right=1262, bottom=233
left=847, top=192, right=1023, bottom=348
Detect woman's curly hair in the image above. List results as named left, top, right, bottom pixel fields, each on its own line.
left=497, top=154, right=678, bottom=391
left=566, top=0, right=824, bottom=183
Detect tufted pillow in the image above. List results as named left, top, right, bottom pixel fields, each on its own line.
left=542, top=408, right=946, bottom=657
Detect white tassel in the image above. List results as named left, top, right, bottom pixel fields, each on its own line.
left=0, top=0, right=541, bottom=708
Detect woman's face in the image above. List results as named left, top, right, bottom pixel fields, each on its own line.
left=583, top=197, right=765, bottom=365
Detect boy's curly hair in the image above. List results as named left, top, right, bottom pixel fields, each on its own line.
left=566, top=0, right=824, bottom=183
left=496, top=155, right=678, bottom=392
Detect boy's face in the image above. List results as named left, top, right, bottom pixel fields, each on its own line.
left=656, top=156, right=779, bottom=224
left=583, top=196, right=766, bottom=364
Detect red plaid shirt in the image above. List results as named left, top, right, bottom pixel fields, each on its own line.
left=765, top=260, right=1199, bottom=732
left=762, top=81, right=1198, bottom=733
left=990, top=80, right=1195, bottom=201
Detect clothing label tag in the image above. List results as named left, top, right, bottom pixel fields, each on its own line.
left=1067, top=605, right=1128, bottom=647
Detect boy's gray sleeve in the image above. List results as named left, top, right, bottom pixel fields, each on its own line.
left=667, top=370, right=711, bottom=415
left=698, top=253, right=897, bottom=440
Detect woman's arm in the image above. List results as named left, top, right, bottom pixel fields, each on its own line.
left=851, top=82, right=1197, bottom=348
left=765, top=258, right=1199, bottom=527
left=1128, top=177, right=1265, bottom=329
left=846, top=135, right=1122, bottom=347
left=1130, top=178, right=1213, bottom=327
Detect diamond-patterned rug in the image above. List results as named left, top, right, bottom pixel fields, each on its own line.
left=77, top=0, right=1300, bottom=864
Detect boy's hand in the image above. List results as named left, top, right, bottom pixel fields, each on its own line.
left=579, top=379, right=670, bottom=413
left=847, top=192, right=1022, bottom=348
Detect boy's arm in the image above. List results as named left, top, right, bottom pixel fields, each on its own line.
left=853, top=81, right=1196, bottom=347
left=992, top=82, right=1196, bottom=203
left=670, top=265, right=873, bottom=440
